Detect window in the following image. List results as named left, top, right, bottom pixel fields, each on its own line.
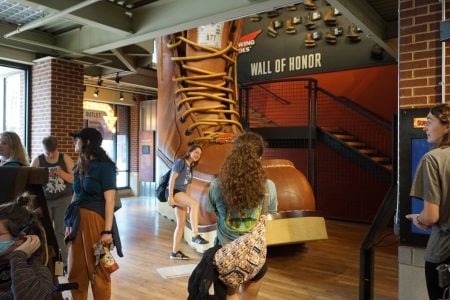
left=83, top=101, right=130, bottom=188
left=0, top=63, right=29, bottom=145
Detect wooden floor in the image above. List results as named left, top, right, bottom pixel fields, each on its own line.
left=110, top=196, right=398, bottom=300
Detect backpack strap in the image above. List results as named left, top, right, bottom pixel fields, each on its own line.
left=261, top=182, right=269, bottom=215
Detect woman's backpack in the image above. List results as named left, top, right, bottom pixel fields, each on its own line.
left=156, top=170, right=171, bottom=202
left=156, top=159, right=187, bottom=202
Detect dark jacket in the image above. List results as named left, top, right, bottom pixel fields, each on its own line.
left=188, top=245, right=226, bottom=300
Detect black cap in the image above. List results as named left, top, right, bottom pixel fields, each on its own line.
left=69, top=127, right=103, bottom=146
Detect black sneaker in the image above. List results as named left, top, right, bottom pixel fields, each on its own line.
left=170, top=251, right=189, bottom=260
left=192, top=235, right=209, bottom=245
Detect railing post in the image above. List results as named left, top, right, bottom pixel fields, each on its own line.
left=307, top=79, right=317, bottom=195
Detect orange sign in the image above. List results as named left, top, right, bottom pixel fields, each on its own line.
left=413, top=117, right=427, bottom=128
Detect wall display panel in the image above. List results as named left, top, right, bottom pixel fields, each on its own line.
left=237, top=1, right=396, bottom=83
left=398, top=108, right=432, bottom=247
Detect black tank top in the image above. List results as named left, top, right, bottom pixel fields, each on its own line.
left=38, top=153, right=72, bottom=200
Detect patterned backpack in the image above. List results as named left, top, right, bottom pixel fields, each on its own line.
left=213, top=189, right=269, bottom=288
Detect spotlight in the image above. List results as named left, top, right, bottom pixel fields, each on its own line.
left=115, top=72, right=121, bottom=84
left=94, top=88, right=99, bottom=97
left=97, top=76, right=103, bottom=86
left=119, top=92, right=124, bottom=101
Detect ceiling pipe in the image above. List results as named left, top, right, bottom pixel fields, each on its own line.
left=6, top=35, right=112, bottom=65
left=84, top=82, right=157, bottom=96
left=4, top=0, right=101, bottom=39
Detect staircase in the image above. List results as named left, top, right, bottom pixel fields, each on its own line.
left=318, top=127, right=392, bottom=178
left=248, top=107, right=278, bottom=127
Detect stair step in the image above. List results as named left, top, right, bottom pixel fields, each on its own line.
left=345, top=141, right=366, bottom=147
left=358, top=148, right=377, bottom=154
left=333, top=134, right=356, bottom=141
left=371, top=157, right=390, bottom=162
left=322, top=127, right=343, bottom=134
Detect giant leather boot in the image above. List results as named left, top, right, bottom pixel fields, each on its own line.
left=157, top=20, right=326, bottom=247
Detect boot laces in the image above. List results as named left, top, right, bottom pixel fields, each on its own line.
left=167, top=34, right=242, bottom=144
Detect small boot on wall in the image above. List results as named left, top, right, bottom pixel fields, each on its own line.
left=157, top=21, right=317, bottom=226
left=249, top=14, right=262, bottom=22
left=346, top=24, right=361, bottom=42
left=371, top=44, right=384, bottom=60
left=285, top=18, right=297, bottom=34
left=305, top=32, right=316, bottom=47
left=325, top=30, right=337, bottom=44
left=324, top=8, right=336, bottom=26
left=304, top=0, right=316, bottom=10
left=287, top=4, right=297, bottom=11
left=333, top=26, right=344, bottom=36
left=305, top=13, right=315, bottom=30
left=292, top=16, right=302, bottom=25
left=273, top=20, right=283, bottom=29
left=267, top=21, right=278, bottom=37
left=267, top=9, right=279, bottom=18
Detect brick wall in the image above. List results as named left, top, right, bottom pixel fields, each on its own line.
left=129, top=96, right=140, bottom=172
left=399, top=0, right=448, bottom=105
left=31, top=58, right=84, bottom=161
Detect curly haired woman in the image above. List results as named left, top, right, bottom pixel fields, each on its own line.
left=207, top=132, right=277, bottom=300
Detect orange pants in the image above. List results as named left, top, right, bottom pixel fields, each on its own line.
left=68, top=208, right=111, bottom=300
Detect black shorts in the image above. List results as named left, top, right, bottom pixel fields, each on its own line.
left=250, top=262, right=268, bottom=282
left=165, top=189, right=184, bottom=208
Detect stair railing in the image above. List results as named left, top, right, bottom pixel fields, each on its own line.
left=315, top=87, right=392, bottom=159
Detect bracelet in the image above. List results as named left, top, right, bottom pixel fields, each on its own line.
left=416, top=215, right=425, bottom=226
left=101, top=230, right=112, bottom=235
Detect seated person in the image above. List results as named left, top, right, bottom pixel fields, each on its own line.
left=0, top=194, right=53, bottom=299
left=0, top=131, right=29, bottom=166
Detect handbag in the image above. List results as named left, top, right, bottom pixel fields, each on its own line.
left=213, top=187, right=269, bottom=289
left=101, top=245, right=119, bottom=273
left=93, top=242, right=119, bottom=276
left=214, top=215, right=267, bottom=289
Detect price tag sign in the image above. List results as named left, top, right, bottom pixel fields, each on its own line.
left=197, top=23, right=224, bottom=49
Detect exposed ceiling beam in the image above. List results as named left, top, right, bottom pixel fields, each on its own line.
left=57, top=0, right=299, bottom=54
left=0, top=45, right=36, bottom=64
left=326, top=0, right=398, bottom=60
left=13, top=0, right=132, bottom=35
left=0, top=23, right=59, bottom=56
left=111, top=48, right=136, bottom=72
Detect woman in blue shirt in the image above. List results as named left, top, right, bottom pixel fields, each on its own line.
left=65, top=127, right=122, bottom=300
left=167, top=143, right=208, bottom=260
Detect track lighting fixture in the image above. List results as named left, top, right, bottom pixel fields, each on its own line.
left=119, top=92, right=124, bottom=101
left=94, top=88, right=99, bottom=97
left=97, top=76, right=103, bottom=86
left=115, top=72, right=122, bottom=84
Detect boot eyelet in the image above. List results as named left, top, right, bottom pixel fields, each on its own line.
left=179, top=117, right=185, bottom=123
left=185, top=129, right=192, bottom=136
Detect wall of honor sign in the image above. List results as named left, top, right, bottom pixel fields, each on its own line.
left=237, top=2, right=396, bottom=83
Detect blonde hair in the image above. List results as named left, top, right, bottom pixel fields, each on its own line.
left=0, top=131, right=29, bottom=166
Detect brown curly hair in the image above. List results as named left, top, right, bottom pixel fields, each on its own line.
left=429, top=103, right=450, bottom=147
left=218, top=132, right=266, bottom=211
